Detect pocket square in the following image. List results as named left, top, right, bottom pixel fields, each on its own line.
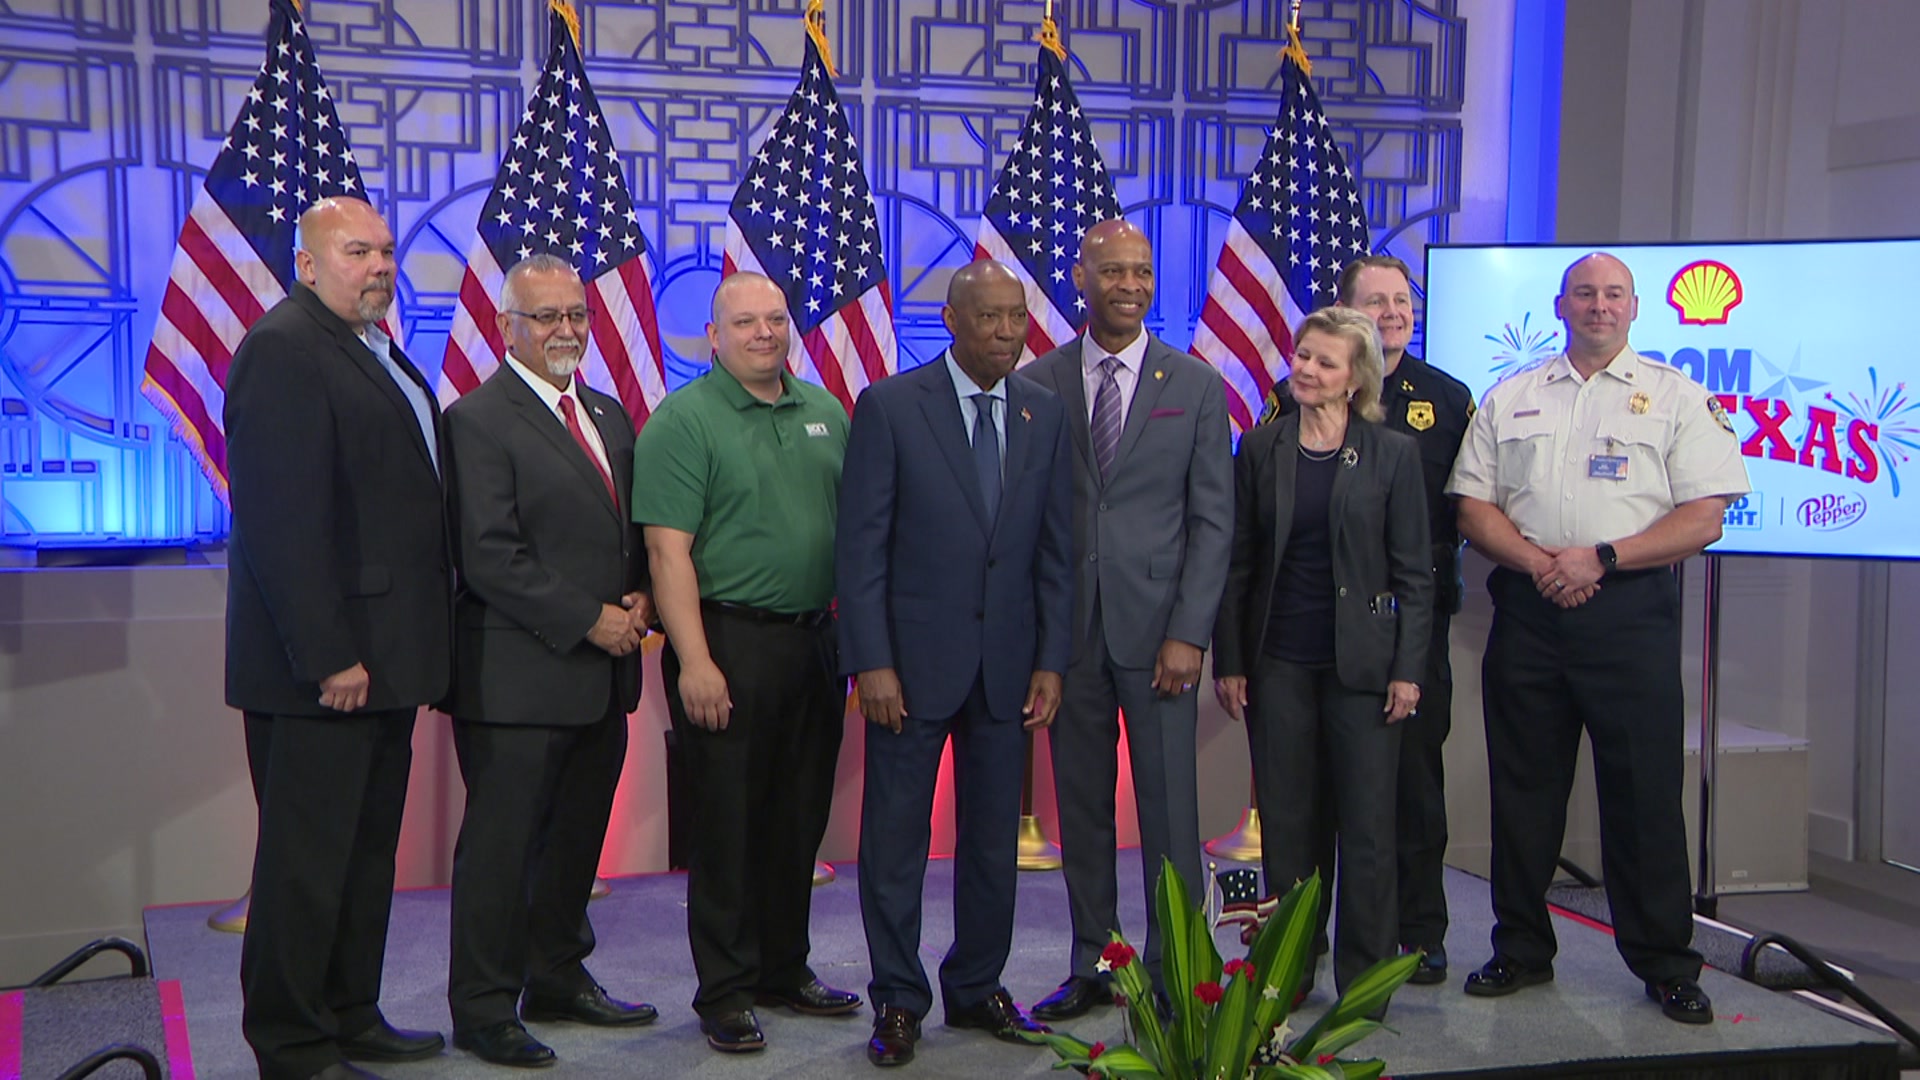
left=1149, top=407, right=1186, bottom=419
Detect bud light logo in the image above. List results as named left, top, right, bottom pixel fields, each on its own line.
left=1797, top=493, right=1866, bottom=531
left=1723, top=492, right=1761, bottom=530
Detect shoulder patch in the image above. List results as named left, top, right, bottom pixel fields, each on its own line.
left=1706, top=395, right=1735, bottom=434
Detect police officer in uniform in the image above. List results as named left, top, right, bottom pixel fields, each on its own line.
left=1445, top=252, right=1749, bottom=1024
left=1259, top=255, right=1473, bottom=985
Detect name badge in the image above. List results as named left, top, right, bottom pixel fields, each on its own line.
left=805, top=422, right=830, bottom=437
left=1589, top=454, right=1629, bottom=480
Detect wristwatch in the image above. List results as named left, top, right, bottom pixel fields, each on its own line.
left=1595, top=541, right=1618, bottom=577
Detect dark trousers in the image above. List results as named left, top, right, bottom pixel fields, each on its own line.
left=859, top=676, right=1024, bottom=1018
left=447, top=694, right=627, bottom=1031
left=1247, top=658, right=1400, bottom=994
left=1395, top=611, right=1454, bottom=948
left=664, top=608, right=843, bottom=1017
left=240, top=708, right=415, bottom=1080
left=1051, top=606, right=1202, bottom=988
left=1483, top=567, right=1701, bottom=985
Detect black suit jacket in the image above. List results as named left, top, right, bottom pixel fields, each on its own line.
left=1213, top=413, right=1434, bottom=692
left=445, top=363, right=644, bottom=726
left=224, top=284, right=452, bottom=716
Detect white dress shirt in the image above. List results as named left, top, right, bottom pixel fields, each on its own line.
left=1080, top=327, right=1150, bottom=430
left=504, top=353, right=611, bottom=477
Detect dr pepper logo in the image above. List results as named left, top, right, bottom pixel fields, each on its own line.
left=1797, top=493, right=1867, bottom=531
left=1668, top=260, right=1743, bottom=325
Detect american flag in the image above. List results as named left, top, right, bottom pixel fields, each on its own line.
left=722, top=28, right=895, bottom=413
left=1215, top=867, right=1281, bottom=946
left=974, top=39, right=1124, bottom=364
left=437, top=2, right=665, bottom=425
left=1189, top=36, right=1369, bottom=432
left=140, top=0, right=369, bottom=503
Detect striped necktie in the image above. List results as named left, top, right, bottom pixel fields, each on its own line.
left=1091, top=355, right=1123, bottom=480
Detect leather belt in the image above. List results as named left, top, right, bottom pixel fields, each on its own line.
left=702, top=599, right=832, bottom=629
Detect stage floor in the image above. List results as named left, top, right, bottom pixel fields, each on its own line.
left=145, top=858, right=1899, bottom=1078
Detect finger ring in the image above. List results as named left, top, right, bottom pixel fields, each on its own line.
left=1181, top=683, right=1193, bottom=691
left=1553, top=579, right=1565, bottom=589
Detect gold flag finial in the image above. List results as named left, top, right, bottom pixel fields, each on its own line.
left=549, top=0, right=582, bottom=50
left=1281, top=13, right=1313, bottom=77
left=1037, top=2, right=1067, bottom=62
left=804, top=0, right=839, bottom=78
left=288, top=0, right=303, bottom=14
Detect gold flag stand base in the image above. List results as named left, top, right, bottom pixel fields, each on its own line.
left=1016, top=814, right=1063, bottom=871
left=207, top=891, right=250, bottom=934
left=590, top=876, right=612, bottom=900
left=813, top=860, right=836, bottom=886
left=1204, top=807, right=1263, bottom=863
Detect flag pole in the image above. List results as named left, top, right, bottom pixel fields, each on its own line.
left=803, top=0, right=839, bottom=888
left=1017, top=1, right=1068, bottom=873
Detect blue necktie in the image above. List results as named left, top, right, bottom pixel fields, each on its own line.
left=972, top=392, right=1001, bottom=522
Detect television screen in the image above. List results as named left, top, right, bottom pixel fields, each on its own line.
left=1424, top=241, right=1920, bottom=561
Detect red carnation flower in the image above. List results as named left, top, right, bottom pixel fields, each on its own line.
left=1088, top=1042, right=1106, bottom=1061
left=1223, top=958, right=1256, bottom=980
left=1193, top=981, right=1225, bottom=1006
left=1100, top=941, right=1137, bottom=969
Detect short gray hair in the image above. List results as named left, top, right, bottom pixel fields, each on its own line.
left=501, top=253, right=579, bottom=311
left=1295, top=306, right=1386, bottom=423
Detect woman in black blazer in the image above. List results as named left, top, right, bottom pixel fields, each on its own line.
left=1211, top=306, right=1434, bottom=998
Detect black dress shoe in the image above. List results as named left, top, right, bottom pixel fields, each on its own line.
left=1405, top=943, right=1449, bottom=986
left=1031, top=976, right=1114, bottom=1021
left=339, top=1018, right=445, bottom=1063
left=309, top=1066, right=382, bottom=1080
left=1464, top=956, right=1554, bottom=997
left=1646, top=977, right=1714, bottom=1024
left=944, top=988, right=1050, bottom=1043
left=452, top=1021, right=556, bottom=1068
left=756, top=978, right=863, bottom=1016
left=700, top=1008, right=767, bottom=1053
left=521, top=984, right=658, bottom=1027
left=868, top=1006, right=920, bottom=1067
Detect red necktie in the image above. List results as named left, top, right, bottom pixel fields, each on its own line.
left=559, top=395, right=618, bottom=505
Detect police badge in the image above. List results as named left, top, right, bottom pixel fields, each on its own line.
left=1406, top=400, right=1435, bottom=431
left=1706, top=395, right=1735, bottom=434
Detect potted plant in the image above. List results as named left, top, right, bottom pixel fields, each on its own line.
left=1025, top=858, right=1418, bottom=1079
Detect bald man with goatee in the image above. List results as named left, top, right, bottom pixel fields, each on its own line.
left=226, top=196, right=451, bottom=1079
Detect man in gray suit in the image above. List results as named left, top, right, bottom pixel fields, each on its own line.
left=1025, top=219, right=1234, bottom=1019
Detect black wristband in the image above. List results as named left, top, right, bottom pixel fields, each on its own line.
left=1595, top=541, right=1618, bottom=576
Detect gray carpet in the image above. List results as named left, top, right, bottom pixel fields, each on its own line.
left=144, top=859, right=1898, bottom=1078
left=18, top=978, right=171, bottom=1079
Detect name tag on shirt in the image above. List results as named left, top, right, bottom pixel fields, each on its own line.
left=805, top=422, right=830, bottom=437
left=1589, top=454, right=1629, bottom=480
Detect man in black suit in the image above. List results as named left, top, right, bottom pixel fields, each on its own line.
left=442, top=254, right=659, bottom=1066
left=226, top=196, right=451, bottom=1080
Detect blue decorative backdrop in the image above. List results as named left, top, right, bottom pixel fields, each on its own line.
left=0, top=0, right=1466, bottom=545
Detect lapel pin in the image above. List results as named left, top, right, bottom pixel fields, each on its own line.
left=1630, top=392, right=1650, bottom=414
left=592, top=405, right=604, bottom=416
left=1153, top=369, right=1165, bottom=380
left=1020, top=406, right=1032, bottom=423
left=1340, top=447, right=1359, bottom=468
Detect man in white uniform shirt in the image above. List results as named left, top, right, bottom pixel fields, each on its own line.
left=1445, top=252, right=1750, bottom=1024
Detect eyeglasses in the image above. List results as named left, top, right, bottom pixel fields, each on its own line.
left=506, top=308, right=595, bottom=329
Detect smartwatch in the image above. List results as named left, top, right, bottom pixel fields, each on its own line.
left=1595, top=541, right=1618, bottom=577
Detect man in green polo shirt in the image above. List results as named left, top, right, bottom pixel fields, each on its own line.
left=633, top=271, right=859, bottom=1054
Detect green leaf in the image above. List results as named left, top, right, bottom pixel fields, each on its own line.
left=1293, top=1019, right=1381, bottom=1061
left=1085, top=1044, right=1167, bottom=1079
left=1155, top=855, right=1221, bottom=1071
left=1246, top=872, right=1324, bottom=1038
left=1289, top=952, right=1419, bottom=1056
left=1198, top=959, right=1267, bottom=1080
left=1020, top=1029, right=1097, bottom=1057
left=1253, top=1064, right=1342, bottom=1080
left=1329, top=1060, right=1387, bottom=1080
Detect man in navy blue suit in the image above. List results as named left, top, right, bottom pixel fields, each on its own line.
left=836, top=259, right=1075, bottom=1068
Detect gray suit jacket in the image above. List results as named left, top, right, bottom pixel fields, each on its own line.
left=1025, top=336, right=1234, bottom=669
left=1213, top=413, right=1433, bottom=692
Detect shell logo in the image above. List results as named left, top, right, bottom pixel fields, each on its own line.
left=1667, top=260, right=1744, bottom=325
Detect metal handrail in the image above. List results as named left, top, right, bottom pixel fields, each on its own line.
left=1741, top=931, right=1920, bottom=1060
left=54, top=1044, right=163, bottom=1080
left=23, top=937, right=149, bottom=988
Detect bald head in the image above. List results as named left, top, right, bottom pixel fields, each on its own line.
left=707, top=271, right=791, bottom=398
left=1074, top=217, right=1153, bottom=353
left=293, top=197, right=396, bottom=329
left=945, top=259, right=1027, bottom=390
left=1555, top=251, right=1639, bottom=366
